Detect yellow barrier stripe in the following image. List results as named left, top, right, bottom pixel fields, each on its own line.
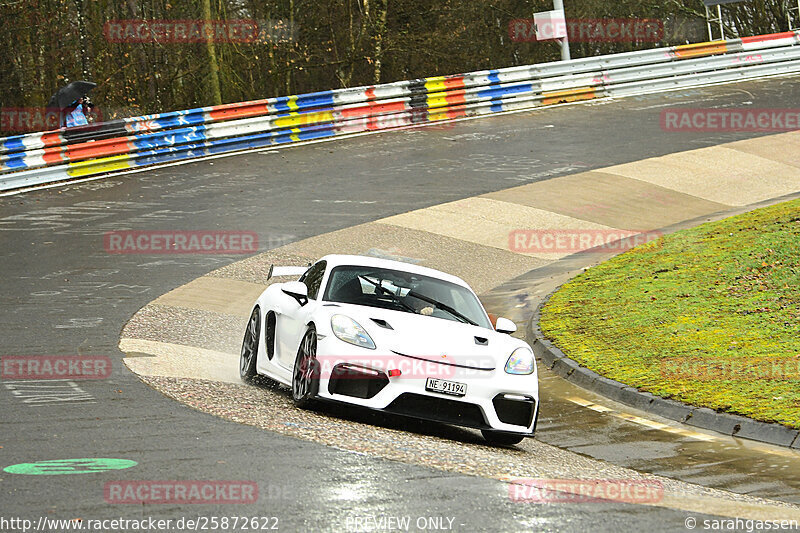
left=286, top=96, right=299, bottom=111
left=673, top=40, right=729, bottom=58
left=426, top=94, right=451, bottom=109
left=273, top=111, right=333, bottom=129
left=424, top=77, right=446, bottom=93
left=541, top=87, right=597, bottom=106
left=427, top=110, right=449, bottom=121
left=67, top=154, right=133, bottom=177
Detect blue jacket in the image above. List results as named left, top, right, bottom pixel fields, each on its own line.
left=66, top=104, right=88, bottom=128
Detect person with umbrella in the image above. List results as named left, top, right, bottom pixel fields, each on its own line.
left=65, top=97, right=89, bottom=127
left=47, top=80, right=96, bottom=128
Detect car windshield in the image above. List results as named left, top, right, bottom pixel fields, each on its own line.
left=322, top=265, right=492, bottom=329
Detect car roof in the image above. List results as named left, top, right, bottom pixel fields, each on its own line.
left=318, top=254, right=472, bottom=289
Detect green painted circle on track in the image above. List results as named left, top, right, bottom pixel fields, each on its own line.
left=3, top=458, right=138, bottom=475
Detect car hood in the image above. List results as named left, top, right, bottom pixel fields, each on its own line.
left=322, top=303, right=523, bottom=371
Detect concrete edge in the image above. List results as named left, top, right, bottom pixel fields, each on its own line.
left=524, top=195, right=800, bottom=450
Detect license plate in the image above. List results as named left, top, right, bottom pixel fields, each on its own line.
left=425, top=378, right=467, bottom=397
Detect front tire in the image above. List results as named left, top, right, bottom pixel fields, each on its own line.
left=292, top=326, right=320, bottom=408
left=240, top=307, right=261, bottom=382
left=481, top=430, right=525, bottom=446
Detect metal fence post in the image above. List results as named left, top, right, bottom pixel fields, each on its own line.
left=553, top=0, right=571, bottom=61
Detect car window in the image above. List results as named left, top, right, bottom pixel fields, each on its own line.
left=300, top=261, right=327, bottom=300
left=322, top=265, right=491, bottom=328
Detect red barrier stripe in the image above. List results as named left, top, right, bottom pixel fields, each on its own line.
left=442, top=76, right=466, bottom=90
left=208, top=104, right=270, bottom=122
left=340, top=101, right=408, bottom=118
left=40, top=132, right=64, bottom=148
left=42, top=150, right=67, bottom=165
left=41, top=135, right=136, bottom=164
left=364, top=88, right=376, bottom=130
left=211, top=99, right=270, bottom=111
left=65, top=139, right=134, bottom=160
left=366, top=89, right=378, bottom=130
left=445, top=107, right=467, bottom=119
left=445, top=89, right=467, bottom=106
left=741, top=32, right=796, bottom=44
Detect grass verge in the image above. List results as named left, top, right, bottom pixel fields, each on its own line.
left=540, top=198, right=800, bottom=428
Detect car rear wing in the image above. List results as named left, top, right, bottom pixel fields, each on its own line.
left=267, top=265, right=309, bottom=280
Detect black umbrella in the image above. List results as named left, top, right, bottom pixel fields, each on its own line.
left=47, top=80, right=96, bottom=110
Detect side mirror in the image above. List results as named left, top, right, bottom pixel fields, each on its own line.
left=495, top=317, right=517, bottom=335
left=281, top=281, right=309, bottom=306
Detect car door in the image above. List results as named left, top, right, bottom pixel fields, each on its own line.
left=275, top=261, right=327, bottom=369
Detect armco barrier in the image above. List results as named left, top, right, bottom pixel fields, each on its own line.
left=2, top=32, right=799, bottom=192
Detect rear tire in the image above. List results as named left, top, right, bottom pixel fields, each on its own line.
left=481, top=430, right=525, bottom=446
left=292, top=326, right=320, bottom=408
left=239, top=307, right=260, bottom=382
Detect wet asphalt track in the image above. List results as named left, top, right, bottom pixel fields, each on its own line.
left=2, top=76, right=800, bottom=531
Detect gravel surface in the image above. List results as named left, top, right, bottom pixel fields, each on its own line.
left=123, top=303, right=246, bottom=354
left=139, top=374, right=800, bottom=515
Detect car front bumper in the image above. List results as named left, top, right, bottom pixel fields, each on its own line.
left=314, top=338, right=540, bottom=435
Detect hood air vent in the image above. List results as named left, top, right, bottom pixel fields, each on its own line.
left=371, top=318, right=393, bottom=330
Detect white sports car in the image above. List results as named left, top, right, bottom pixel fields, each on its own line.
left=239, top=254, right=539, bottom=445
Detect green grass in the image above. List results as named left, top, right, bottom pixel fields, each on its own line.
left=540, top=199, right=800, bottom=428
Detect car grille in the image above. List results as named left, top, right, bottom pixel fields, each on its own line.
left=327, top=364, right=389, bottom=399
left=492, top=394, right=536, bottom=428
left=385, top=393, right=489, bottom=429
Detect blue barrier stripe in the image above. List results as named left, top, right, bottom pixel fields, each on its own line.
left=131, top=126, right=208, bottom=150
left=207, top=137, right=271, bottom=155
left=147, top=112, right=208, bottom=130
left=296, top=91, right=335, bottom=108
left=295, top=128, right=336, bottom=141
left=476, top=83, right=535, bottom=99
left=133, top=144, right=212, bottom=167
left=3, top=156, right=29, bottom=170
left=273, top=97, right=294, bottom=112
left=3, top=137, right=26, bottom=152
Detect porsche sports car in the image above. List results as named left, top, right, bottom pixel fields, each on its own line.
left=239, top=254, right=539, bottom=445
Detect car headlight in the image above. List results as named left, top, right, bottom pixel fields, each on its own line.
left=505, top=347, right=535, bottom=375
left=331, top=315, right=376, bottom=350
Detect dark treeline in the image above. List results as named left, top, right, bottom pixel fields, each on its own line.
left=0, top=0, right=795, bottom=129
